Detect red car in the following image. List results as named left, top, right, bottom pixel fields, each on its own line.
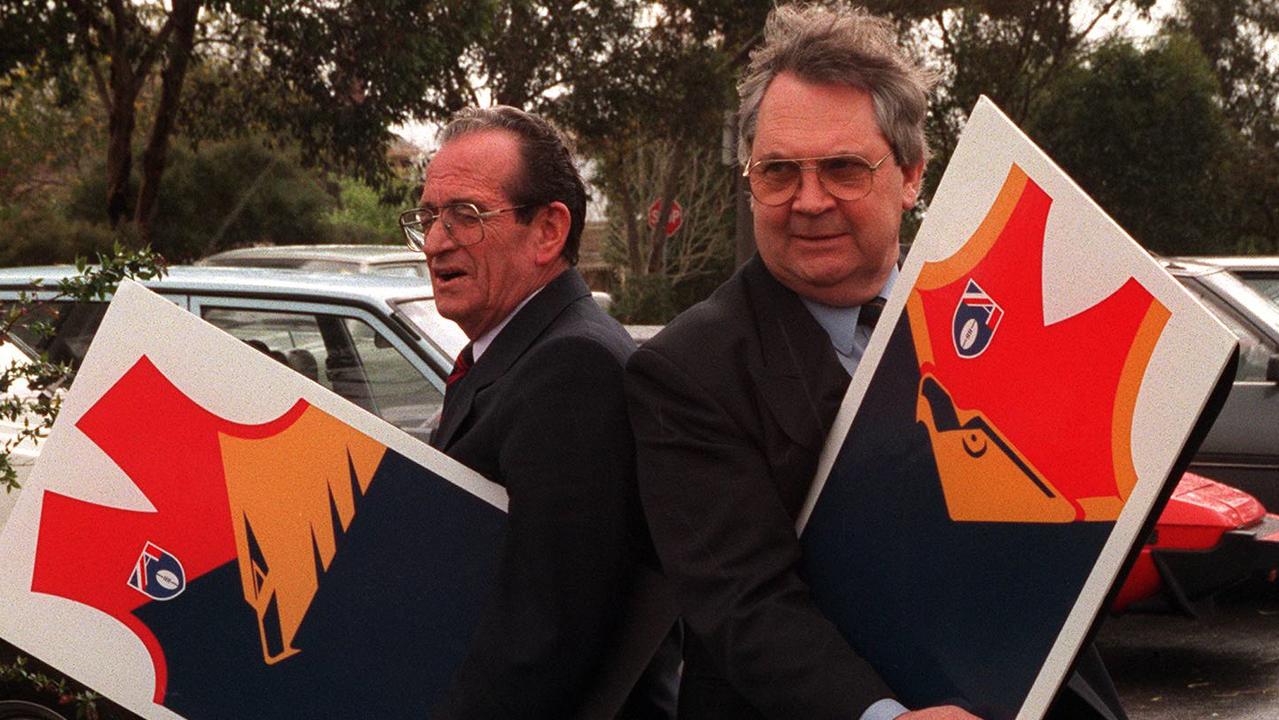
left=1113, top=472, right=1279, bottom=613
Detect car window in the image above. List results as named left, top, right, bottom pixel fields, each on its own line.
left=1, top=300, right=109, bottom=372
left=392, top=298, right=467, bottom=360
left=1239, top=276, right=1279, bottom=307
left=201, top=306, right=443, bottom=441
left=340, top=318, right=442, bottom=440
left=371, top=264, right=427, bottom=278
left=1177, top=280, right=1276, bottom=381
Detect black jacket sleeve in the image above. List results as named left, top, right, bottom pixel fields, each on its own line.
left=626, top=344, right=893, bottom=720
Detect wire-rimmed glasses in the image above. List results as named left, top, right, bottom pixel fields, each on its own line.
left=398, top=203, right=528, bottom=251
left=742, top=152, right=893, bottom=206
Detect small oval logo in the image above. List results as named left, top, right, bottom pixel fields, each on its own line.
left=951, top=278, right=1004, bottom=358
left=127, top=541, right=187, bottom=601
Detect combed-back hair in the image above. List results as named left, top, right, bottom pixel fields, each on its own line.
left=438, top=106, right=587, bottom=265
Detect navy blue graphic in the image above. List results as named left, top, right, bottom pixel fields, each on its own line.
left=801, top=317, right=1112, bottom=719
left=132, top=450, right=506, bottom=719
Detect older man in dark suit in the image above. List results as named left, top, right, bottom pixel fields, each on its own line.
left=405, top=106, right=672, bottom=719
left=626, top=6, right=1125, bottom=720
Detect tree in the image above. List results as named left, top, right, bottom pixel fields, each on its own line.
left=1165, top=0, right=1279, bottom=251
left=601, top=138, right=734, bottom=322
left=912, top=0, right=1158, bottom=201
left=1028, top=34, right=1236, bottom=254
left=0, top=1, right=487, bottom=245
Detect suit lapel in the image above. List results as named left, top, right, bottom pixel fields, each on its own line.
left=741, top=256, right=850, bottom=452
left=433, top=269, right=591, bottom=450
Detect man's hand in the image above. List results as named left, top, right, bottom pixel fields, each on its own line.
left=900, top=706, right=983, bottom=719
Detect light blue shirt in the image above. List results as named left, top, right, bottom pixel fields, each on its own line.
left=801, top=266, right=908, bottom=720
left=801, top=265, right=899, bottom=376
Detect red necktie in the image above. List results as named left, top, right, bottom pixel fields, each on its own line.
left=447, top=345, right=473, bottom=387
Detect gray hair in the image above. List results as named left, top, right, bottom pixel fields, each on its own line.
left=437, top=106, right=587, bottom=265
left=737, top=4, right=934, bottom=168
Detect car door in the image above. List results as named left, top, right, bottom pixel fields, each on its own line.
left=1177, top=276, right=1279, bottom=509
left=190, top=296, right=446, bottom=443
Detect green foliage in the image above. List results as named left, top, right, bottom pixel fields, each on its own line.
left=67, top=138, right=337, bottom=262
left=611, top=274, right=678, bottom=325
left=1028, top=34, right=1236, bottom=254
left=0, top=67, right=103, bottom=207
left=1166, top=0, right=1279, bottom=252
left=0, top=205, right=134, bottom=267
left=325, top=177, right=404, bottom=245
left=0, top=655, right=101, bottom=720
left=0, top=244, right=165, bottom=493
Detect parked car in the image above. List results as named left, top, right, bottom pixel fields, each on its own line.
left=1114, top=471, right=1279, bottom=614
left=1162, top=258, right=1279, bottom=510
left=198, top=244, right=617, bottom=312
left=199, top=244, right=431, bottom=279
left=1177, top=255, right=1279, bottom=307
left=0, top=266, right=468, bottom=456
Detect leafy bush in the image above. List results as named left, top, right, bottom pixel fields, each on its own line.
left=66, top=137, right=336, bottom=261
left=0, top=205, right=136, bottom=267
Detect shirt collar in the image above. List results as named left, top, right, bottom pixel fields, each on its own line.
left=800, top=264, right=899, bottom=356
left=471, top=284, right=547, bottom=361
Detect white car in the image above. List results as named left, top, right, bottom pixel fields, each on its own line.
left=197, top=244, right=616, bottom=311
left=0, top=266, right=471, bottom=529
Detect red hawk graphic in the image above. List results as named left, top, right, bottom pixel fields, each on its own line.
left=30, top=356, right=384, bottom=703
left=907, top=165, right=1169, bottom=523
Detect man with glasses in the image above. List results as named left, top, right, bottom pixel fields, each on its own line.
left=402, top=106, right=673, bottom=719
left=626, top=6, right=1124, bottom=720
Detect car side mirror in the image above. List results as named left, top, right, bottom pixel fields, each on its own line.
left=1268, top=354, right=1279, bottom=383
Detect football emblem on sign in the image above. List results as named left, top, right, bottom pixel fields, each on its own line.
left=951, top=279, right=1003, bottom=358
left=127, top=541, right=186, bottom=601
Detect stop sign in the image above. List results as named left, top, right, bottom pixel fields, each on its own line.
left=647, top=198, right=683, bottom=237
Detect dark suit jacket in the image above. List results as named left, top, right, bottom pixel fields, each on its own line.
left=431, top=269, right=648, bottom=719
left=625, top=255, right=1125, bottom=720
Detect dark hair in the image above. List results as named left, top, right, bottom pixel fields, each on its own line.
left=737, top=4, right=935, bottom=168
left=438, top=106, right=587, bottom=264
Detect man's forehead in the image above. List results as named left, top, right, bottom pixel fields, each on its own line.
left=421, top=130, right=520, bottom=205
left=751, top=73, right=887, bottom=158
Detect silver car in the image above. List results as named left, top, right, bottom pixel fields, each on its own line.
left=1178, top=255, right=1279, bottom=308
left=0, top=266, right=468, bottom=452
left=1163, top=258, right=1279, bottom=508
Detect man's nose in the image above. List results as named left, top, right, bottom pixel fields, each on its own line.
left=789, top=167, right=836, bottom=214
left=421, top=219, right=456, bottom=257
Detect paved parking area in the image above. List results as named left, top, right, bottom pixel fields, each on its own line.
left=1099, top=584, right=1279, bottom=720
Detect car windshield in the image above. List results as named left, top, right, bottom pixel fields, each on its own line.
left=1204, top=270, right=1279, bottom=336
left=1238, top=276, right=1279, bottom=308
left=0, top=300, right=109, bottom=372
left=392, top=298, right=467, bottom=359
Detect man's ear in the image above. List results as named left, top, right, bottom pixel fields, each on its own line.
left=533, top=201, right=571, bottom=265
left=900, top=161, right=925, bottom=211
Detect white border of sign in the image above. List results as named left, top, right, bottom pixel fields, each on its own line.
left=798, top=97, right=1236, bottom=719
left=0, top=280, right=505, bottom=719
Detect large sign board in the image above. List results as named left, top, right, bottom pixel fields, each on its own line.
left=798, top=98, right=1237, bottom=719
left=0, top=281, right=507, bottom=719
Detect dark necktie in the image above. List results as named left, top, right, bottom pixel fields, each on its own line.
left=447, top=344, right=474, bottom=387
left=859, top=297, right=886, bottom=330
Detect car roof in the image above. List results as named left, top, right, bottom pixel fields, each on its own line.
left=198, top=244, right=422, bottom=265
left=0, top=264, right=435, bottom=305
left=1158, top=257, right=1232, bottom=279
left=1175, top=255, right=1279, bottom=271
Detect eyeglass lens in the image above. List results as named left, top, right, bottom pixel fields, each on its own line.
left=748, top=155, right=879, bottom=206
left=401, top=205, right=486, bottom=250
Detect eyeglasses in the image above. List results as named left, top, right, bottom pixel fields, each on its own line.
left=398, top=202, right=528, bottom=251
left=742, top=152, right=894, bottom=206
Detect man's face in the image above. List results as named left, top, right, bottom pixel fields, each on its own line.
left=419, top=130, right=547, bottom=339
left=749, top=72, right=924, bottom=307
